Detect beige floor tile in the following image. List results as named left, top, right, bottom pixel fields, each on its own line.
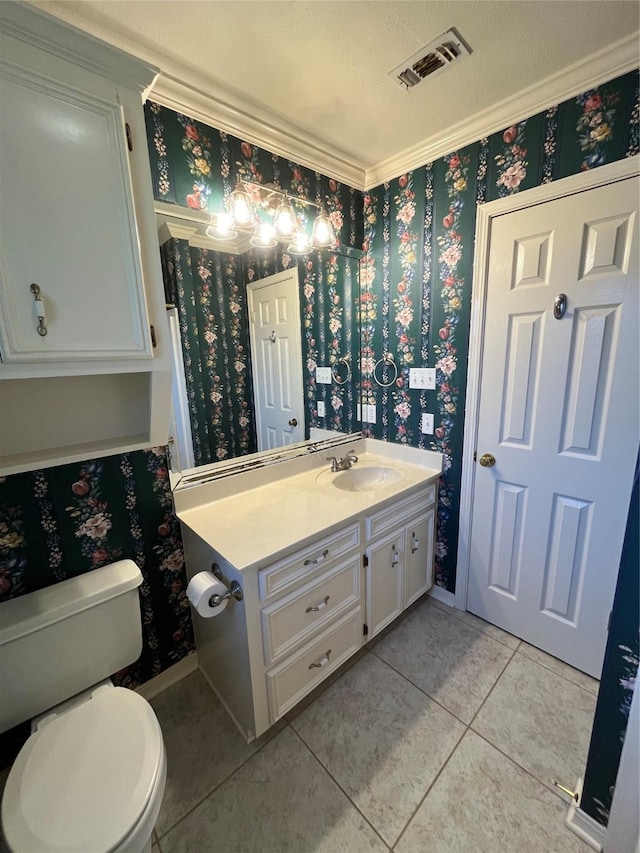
left=373, top=598, right=515, bottom=723
left=160, top=726, right=387, bottom=853
left=517, top=642, right=600, bottom=695
left=396, top=730, right=593, bottom=853
left=151, top=670, right=282, bottom=837
left=429, top=597, right=521, bottom=650
left=291, top=652, right=465, bottom=847
left=472, top=653, right=597, bottom=795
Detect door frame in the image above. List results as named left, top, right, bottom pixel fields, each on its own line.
left=456, top=154, right=640, bottom=610
left=246, top=266, right=304, bottom=452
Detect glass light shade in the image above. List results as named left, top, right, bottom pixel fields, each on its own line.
left=250, top=222, right=277, bottom=249
left=230, top=183, right=254, bottom=228
left=205, top=212, right=237, bottom=240
left=287, top=231, right=312, bottom=255
left=311, top=210, right=334, bottom=247
left=273, top=196, right=296, bottom=237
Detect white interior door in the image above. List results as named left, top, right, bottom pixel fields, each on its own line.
left=247, top=269, right=304, bottom=451
left=467, top=174, right=639, bottom=678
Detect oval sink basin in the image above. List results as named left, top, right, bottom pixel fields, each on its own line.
left=332, top=465, right=402, bottom=492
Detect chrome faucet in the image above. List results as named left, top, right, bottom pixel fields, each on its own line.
left=326, top=450, right=359, bottom=472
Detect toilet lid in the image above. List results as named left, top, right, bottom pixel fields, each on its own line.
left=2, top=687, right=163, bottom=853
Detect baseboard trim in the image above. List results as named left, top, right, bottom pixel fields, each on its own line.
left=429, top=585, right=456, bottom=608
left=566, top=778, right=607, bottom=852
left=136, top=652, right=199, bottom=701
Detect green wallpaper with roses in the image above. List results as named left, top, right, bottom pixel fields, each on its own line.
left=361, top=68, right=638, bottom=592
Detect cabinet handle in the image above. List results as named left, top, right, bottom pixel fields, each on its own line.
left=304, top=549, right=329, bottom=566
left=306, top=595, right=330, bottom=613
left=411, top=532, right=419, bottom=553
left=30, top=284, right=47, bottom=337
left=391, top=544, right=400, bottom=566
left=308, top=649, right=332, bottom=669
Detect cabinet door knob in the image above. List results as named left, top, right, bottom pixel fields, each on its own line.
left=411, top=532, right=419, bottom=553
left=391, top=544, right=400, bottom=566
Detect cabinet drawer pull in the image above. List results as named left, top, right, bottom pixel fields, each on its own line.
left=391, top=545, right=400, bottom=566
left=306, top=595, right=330, bottom=613
left=411, top=532, right=419, bottom=553
left=308, top=649, right=332, bottom=669
left=30, top=283, right=48, bottom=337
left=304, top=549, right=329, bottom=566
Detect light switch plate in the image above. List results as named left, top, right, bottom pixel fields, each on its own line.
left=362, top=403, right=376, bottom=424
left=409, top=367, right=437, bottom=389
left=421, top=413, right=434, bottom=434
left=316, top=366, right=332, bottom=384
left=317, top=401, right=326, bottom=417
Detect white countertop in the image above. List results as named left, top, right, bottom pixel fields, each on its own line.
left=174, top=439, right=442, bottom=572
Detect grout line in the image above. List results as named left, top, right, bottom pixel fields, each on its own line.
left=467, top=644, right=519, bottom=729
left=288, top=726, right=392, bottom=851
left=155, top=721, right=291, bottom=842
left=428, top=597, right=522, bottom=651
left=514, top=647, right=600, bottom=697
left=469, top=727, right=579, bottom=806
left=368, top=647, right=481, bottom=728
left=391, top=724, right=468, bottom=851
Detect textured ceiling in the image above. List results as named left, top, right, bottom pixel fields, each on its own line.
left=29, top=0, right=640, bottom=175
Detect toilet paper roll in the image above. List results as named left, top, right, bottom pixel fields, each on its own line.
left=186, top=572, right=229, bottom=617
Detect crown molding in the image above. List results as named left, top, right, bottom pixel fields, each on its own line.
left=151, top=74, right=367, bottom=191
left=364, top=32, right=640, bottom=189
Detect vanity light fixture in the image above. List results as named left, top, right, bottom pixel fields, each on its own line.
left=208, top=178, right=337, bottom=252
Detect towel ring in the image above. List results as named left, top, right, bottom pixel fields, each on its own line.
left=373, top=352, right=398, bottom=388
left=331, top=355, right=352, bottom=385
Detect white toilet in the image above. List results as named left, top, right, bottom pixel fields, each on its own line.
left=0, top=560, right=167, bottom=853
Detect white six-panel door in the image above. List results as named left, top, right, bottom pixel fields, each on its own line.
left=247, top=268, right=304, bottom=452
left=467, top=174, right=639, bottom=677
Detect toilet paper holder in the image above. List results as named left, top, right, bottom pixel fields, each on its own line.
left=210, top=563, right=243, bottom=608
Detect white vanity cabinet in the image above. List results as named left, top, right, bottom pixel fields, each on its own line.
left=365, top=484, right=437, bottom=638
left=177, top=448, right=440, bottom=743
left=0, top=4, right=172, bottom=474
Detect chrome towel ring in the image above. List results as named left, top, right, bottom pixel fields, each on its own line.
left=373, top=352, right=398, bottom=388
left=331, top=355, right=352, bottom=385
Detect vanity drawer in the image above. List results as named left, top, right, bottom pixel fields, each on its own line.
left=258, top=522, right=360, bottom=601
left=365, top=483, right=436, bottom=541
left=261, top=554, right=360, bottom=665
left=266, top=607, right=361, bottom=722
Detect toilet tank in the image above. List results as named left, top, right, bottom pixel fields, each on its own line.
left=0, top=560, right=143, bottom=733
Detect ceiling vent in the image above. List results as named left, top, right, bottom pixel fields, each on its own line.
left=388, top=28, right=471, bottom=90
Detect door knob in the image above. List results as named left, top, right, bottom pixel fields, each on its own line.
left=288, top=418, right=298, bottom=427
left=478, top=453, right=496, bottom=468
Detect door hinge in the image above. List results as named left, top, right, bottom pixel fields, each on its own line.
left=363, top=623, right=369, bottom=637
left=125, top=122, right=133, bottom=152
left=363, top=553, right=369, bottom=568
left=473, top=450, right=477, bottom=461
left=150, top=324, right=157, bottom=348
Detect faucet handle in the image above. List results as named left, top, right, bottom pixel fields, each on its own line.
left=326, top=456, right=339, bottom=472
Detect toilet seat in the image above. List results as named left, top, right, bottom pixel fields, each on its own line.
left=1, top=687, right=163, bottom=853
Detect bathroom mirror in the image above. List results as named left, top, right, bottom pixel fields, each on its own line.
left=157, top=204, right=363, bottom=484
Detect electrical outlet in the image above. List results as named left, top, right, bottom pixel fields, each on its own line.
left=421, top=413, right=434, bottom=434
left=317, top=400, right=326, bottom=417
left=316, top=366, right=332, bottom=384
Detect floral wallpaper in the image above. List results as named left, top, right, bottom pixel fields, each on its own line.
left=361, top=68, right=638, bottom=593
left=0, top=449, right=194, bottom=767
left=581, top=455, right=639, bottom=827
left=147, top=103, right=362, bottom=450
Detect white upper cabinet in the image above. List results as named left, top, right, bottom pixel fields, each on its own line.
left=0, top=4, right=172, bottom=474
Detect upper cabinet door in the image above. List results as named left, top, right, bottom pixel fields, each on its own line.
left=0, top=60, right=152, bottom=363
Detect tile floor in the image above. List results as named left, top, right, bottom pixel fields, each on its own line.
left=150, top=596, right=599, bottom=852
